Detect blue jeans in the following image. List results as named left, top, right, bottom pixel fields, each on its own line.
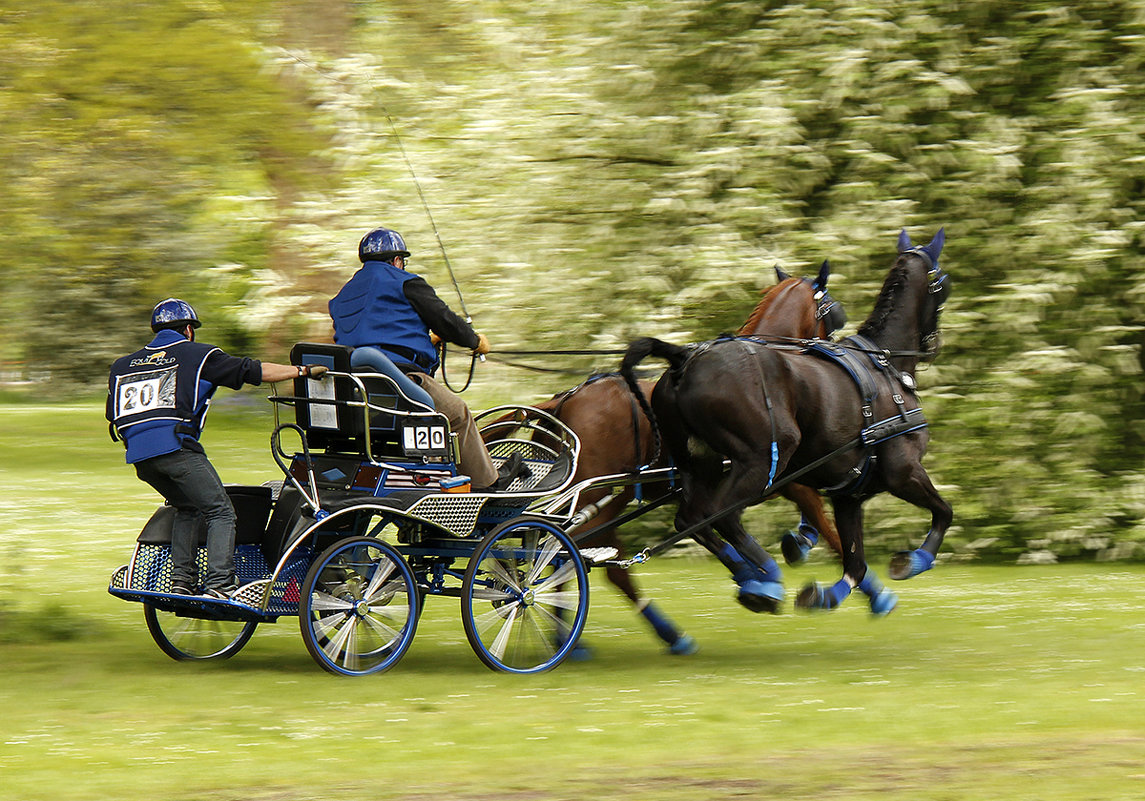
left=134, top=446, right=236, bottom=590
left=349, top=346, right=436, bottom=408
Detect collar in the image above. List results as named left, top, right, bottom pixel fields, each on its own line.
left=147, top=329, right=191, bottom=348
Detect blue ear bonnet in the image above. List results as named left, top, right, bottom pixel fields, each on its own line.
left=897, top=228, right=949, bottom=303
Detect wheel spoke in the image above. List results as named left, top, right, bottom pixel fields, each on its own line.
left=531, top=588, right=583, bottom=612
left=363, top=558, right=397, bottom=600
left=484, top=556, right=522, bottom=593
left=359, top=609, right=403, bottom=645
left=310, top=590, right=354, bottom=613
left=311, top=610, right=349, bottom=641
left=523, top=606, right=562, bottom=655
left=323, top=614, right=358, bottom=670
left=470, top=583, right=515, bottom=603
left=487, top=604, right=521, bottom=660
left=531, top=559, right=578, bottom=595
left=524, top=536, right=562, bottom=585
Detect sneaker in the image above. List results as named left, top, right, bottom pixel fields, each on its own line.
left=170, top=580, right=195, bottom=596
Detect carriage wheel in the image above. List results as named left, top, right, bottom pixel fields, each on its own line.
left=299, top=536, right=419, bottom=676
left=143, top=604, right=257, bottom=661
left=461, top=518, right=589, bottom=674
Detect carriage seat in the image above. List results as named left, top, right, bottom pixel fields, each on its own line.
left=288, top=342, right=450, bottom=461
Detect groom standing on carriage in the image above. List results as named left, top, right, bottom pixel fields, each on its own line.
left=106, top=299, right=327, bottom=599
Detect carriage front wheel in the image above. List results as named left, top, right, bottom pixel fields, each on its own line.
left=461, top=517, right=589, bottom=674
left=299, top=536, right=420, bottom=676
left=144, top=604, right=257, bottom=661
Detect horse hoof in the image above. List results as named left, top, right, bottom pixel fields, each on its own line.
left=794, top=582, right=840, bottom=611
left=889, top=549, right=935, bottom=580
left=781, top=531, right=812, bottom=565
left=868, top=589, right=898, bottom=616
left=669, top=634, right=699, bottom=656
left=737, top=579, right=784, bottom=614
left=795, top=582, right=823, bottom=610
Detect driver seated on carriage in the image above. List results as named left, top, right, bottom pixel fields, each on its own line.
left=328, top=226, right=528, bottom=492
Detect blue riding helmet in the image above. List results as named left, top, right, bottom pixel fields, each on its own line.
left=150, top=298, right=202, bottom=332
left=359, top=227, right=411, bottom=262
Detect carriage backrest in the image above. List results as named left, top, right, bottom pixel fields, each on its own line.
left=288, top=342, right=452, bottom=462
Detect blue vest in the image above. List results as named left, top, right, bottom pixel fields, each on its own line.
left=107, top=330, right=220, bottom=463
left=329, top=261, right=439, bottom=373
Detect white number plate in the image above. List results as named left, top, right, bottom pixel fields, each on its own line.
left=402, top=424, right=448, bottom=456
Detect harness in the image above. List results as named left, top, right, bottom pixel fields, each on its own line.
left=804, top=334, right=928, bottom=496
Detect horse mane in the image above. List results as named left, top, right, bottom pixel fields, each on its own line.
left=736, top=277, right=802, bottom=336
left=856, top=253, right=914, bottom=340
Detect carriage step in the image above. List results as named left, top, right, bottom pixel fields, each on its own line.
left=230, top=579, right=272, bottom=607
left=579, top=547, right=619, bottom=564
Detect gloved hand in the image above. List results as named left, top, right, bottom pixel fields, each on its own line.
left=429, top=332, right=443, bottom=347
left=303, top=364, right=329, bottom=379
left=474, top=333, right=491, bottom=355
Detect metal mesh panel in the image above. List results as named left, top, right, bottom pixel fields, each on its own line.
left=405, top=495, right=488, bottom=537
left=266, top=550, right=314, bottom=614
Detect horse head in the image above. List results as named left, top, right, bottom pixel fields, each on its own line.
left=747, top=262, right=845, bottom=340
left=860, top=228, right=951, bottom=365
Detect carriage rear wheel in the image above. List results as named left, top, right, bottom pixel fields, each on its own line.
left=299, top=536, right=420, bottom=676
left=461, top=517, right=589, bottom=674
left=143, top=605, right=257, bottom=661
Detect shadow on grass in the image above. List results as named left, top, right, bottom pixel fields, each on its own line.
left=0, top=600, right=95, bottom=643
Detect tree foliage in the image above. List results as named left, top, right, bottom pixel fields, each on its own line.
left=2, top=0, right=1143, bottom=560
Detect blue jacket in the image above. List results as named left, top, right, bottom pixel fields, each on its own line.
left=329, top=261, right=441, bottom=373
left=107, top=329, right=261, bottom=463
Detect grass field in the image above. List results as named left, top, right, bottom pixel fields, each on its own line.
left=1, top=400, right=1143, bottom=801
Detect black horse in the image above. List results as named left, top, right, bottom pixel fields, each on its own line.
left=620, top=229, right=951, bottom=611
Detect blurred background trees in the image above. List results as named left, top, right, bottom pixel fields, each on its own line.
left=1, top=0, right=1142, bottom=560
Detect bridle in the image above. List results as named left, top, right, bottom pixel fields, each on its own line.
left=900, top=247, right=950, bottom=361
left=811, top=282, right=846, bottom=339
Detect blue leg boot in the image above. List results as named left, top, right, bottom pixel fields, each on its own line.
left=781, top=520, right=820, bottom=566
left=795, top=577, right=853, bottom=611
left=888, top=548, right=935, bottom=580
left=858, top=569, right=898, bottom=616
left=720, top=544, right=784, bottom=614
left=639, top=600, right=698, bottom=655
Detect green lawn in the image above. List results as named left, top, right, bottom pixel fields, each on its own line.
left=1, top=401, right=1143, bottom=801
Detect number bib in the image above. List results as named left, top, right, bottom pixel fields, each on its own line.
left=114, top=367, right=178, bottom=420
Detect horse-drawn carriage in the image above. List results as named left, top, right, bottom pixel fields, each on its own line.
left=108, top=341, right=676, bottom=676
left=110, top=229, right=952, bottom=674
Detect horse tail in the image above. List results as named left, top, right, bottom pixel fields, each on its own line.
left=620, top=337, right=690, bottom=468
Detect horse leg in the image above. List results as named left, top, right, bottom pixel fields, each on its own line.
left=704, top=459, right=787, bottom=614
left=575, top=489, right=697, bottom=656
left=779, top=483, right=841, bottom=565
left=795, top=495, right=870, bottom=611
left=780, top=484, right=896, bottom=614
left=884, top=460, right=953, bottom=580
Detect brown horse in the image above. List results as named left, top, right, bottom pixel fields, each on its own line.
left=534, top=262, right=850, bottom=654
